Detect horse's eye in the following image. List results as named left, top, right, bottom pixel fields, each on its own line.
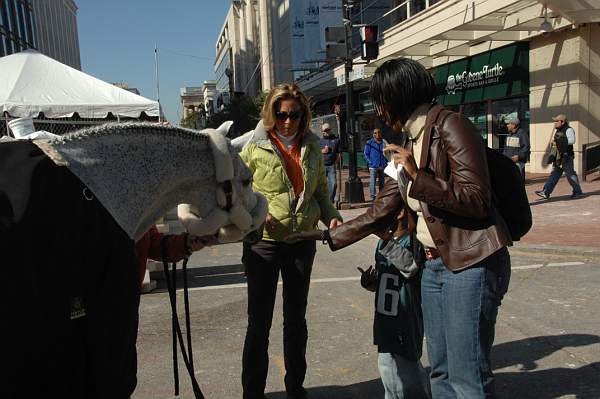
left=242, top=177, right=252, bottom=186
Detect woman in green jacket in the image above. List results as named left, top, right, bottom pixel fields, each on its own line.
left=239, top=82, right=342, bottom=399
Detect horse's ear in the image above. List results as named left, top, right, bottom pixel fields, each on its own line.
left=231, top=131, right=253, bottom=153
left=216, top=121, right=234, bottom=137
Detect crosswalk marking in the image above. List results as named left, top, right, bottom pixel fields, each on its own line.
left=175, top=262, right=588, bottom=292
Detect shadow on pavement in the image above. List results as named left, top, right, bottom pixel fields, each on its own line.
left=529, top=189, right=600, bottom=206
left=268, top=378, right=384, bottom=399
left=495, top=362, right=600, bottom=398
left=493, top=334, right=600, bottom=398
left=152, top=263, right=246, bottom=290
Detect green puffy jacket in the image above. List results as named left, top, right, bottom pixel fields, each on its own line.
left=239, top=120, right=342, bottom=241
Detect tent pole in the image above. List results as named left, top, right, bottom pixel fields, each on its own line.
left=4, top=113, right=12, bottom=137
left=154, top=43, right=162, bottom=123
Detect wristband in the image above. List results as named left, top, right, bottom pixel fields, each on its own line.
left=183, top=233, right=192, bottom=257
left=321, top=229, right=330, bottom=245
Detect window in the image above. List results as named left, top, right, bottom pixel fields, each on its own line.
left=491, top=97, right=529, bottom=151
left=462, top=102, right=488, bottom=141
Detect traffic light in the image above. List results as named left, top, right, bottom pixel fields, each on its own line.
left=325, top=26, right=347, bottom=60
left=360, top=25, right=378, bottom=60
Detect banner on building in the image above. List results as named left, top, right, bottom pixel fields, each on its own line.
left=290, top=0, right=343, bottom=70
left=303, top=0, right=321, bottom=63
left=290, top=0, right=306, bottom=69
left=319, top=0, right=343, bottom=49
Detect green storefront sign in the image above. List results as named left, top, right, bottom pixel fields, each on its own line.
left=432, top=42, right=529, bottom=106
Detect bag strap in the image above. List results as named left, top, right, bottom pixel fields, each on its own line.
left=419, top=104, right=452, bottom=169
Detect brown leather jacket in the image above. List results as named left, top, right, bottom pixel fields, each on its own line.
left=327, top=178, right=410, bottom=250
left=409, top=106, right=511, bottom=271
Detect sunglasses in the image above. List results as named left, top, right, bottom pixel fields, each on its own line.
left=275, top=110, right=302, bottom=121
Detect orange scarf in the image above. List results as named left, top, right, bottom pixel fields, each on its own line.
left=269, top=130, right=304, bottom=197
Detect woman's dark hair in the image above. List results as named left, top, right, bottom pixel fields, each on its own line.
left=370, top=58, right=438, bottom=125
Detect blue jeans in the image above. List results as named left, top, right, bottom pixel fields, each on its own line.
left=378, top=353, right=430, bottom=399
left=421, top=248, right=511, bottom=399
left=543, top=154, right=583, bottom=196
left=325, top=164, right=337, bottom=202
left=369, top=167, right=385, bottom=199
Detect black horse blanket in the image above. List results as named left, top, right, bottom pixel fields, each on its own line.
left=0, top=140, right=140, bottom=398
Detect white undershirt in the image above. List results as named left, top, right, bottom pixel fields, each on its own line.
left=275, top=130, right=299, bottom=149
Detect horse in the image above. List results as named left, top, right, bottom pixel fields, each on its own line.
left=0, top=122, right=267, bottom=398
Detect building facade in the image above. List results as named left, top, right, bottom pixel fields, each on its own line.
left=214, top=0, right=306, bottom=101
left=113, top=82, right=140, bottom=95
left=298, top=0, right=600, bottom=177
left=0, top=0, right=81, bottom=69
left=202, top=81, right=218, bottom=116
left=215, top=1, right=261, bottom=103
left=32, top=0, right=80, bottom=69
left=0, top=0, right=37, bottom=57
left=180, top=86, right=204, bottom=117
left=179, top=86, right=204, bottom=128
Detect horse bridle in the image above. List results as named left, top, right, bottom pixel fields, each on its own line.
left=221, top=180, right=234, bottom=211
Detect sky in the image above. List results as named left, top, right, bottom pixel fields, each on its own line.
left=77, top=1, right=231, bottom=123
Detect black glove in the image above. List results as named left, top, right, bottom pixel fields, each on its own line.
left=357, top=266, right=377, bottom=292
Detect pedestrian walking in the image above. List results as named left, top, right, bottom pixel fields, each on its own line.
left=535, top=114, right=584, bottom=199
left=502, top=116, right=530, bottom=181
left=319, top=122, right=341, bottom=203
left=238, top=82, right=343, bottom=399
left=364, top=128, right=389, bottom=200
left=371, top=58, right=512, bottom=399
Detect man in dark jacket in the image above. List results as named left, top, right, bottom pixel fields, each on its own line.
left=535, top=114, right=583, bottom=199
left=502, top=116, right=530, bottom=180
left=319, top=123, right=341, bottom=202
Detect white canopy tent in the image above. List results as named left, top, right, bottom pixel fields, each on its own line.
left=0, top=50, right=159, bottom=119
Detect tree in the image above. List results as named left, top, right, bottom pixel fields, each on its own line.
left=180, top=105, right=206, bottom=129
left=207, top=92, right=267, bottom=137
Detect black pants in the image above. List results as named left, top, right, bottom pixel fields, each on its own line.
left=241, top=239, right=316, bottom=399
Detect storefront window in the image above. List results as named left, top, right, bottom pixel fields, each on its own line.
left=491, top=97, right=529, bottom=151
left=462, top=102, right=488, bottom=141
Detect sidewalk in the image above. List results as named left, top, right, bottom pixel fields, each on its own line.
left=338, top=168, right=600, bottom=253
left=518, top=172, right=600, bottom=249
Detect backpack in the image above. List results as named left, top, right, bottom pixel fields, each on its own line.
left=423, top=105, right=532, bottom=241
left=484, top=145, right=532, bottom=240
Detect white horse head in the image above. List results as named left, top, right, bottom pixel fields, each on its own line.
left=33, top=122, right=267, bottom=243
left=178, top=122, right=267, bottom=243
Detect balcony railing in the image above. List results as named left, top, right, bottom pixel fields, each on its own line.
left=371, top=0, right=444, bottom=35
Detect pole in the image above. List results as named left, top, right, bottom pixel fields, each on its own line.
left=154, top=43, right=162, bottom=123
left=335, top=110, right=344, bottom=205
left=343, top=1, right=365, bottom=203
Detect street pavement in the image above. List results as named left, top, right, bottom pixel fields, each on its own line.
left=133, top=171, right=600, bottom=398
left=134, top=239, right=600, bottom=398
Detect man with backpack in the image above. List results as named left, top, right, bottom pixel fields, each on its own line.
left=535, top=114, right=584, bottom=199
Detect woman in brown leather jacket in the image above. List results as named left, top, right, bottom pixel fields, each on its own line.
left=368, top=58, right=511, bottom=399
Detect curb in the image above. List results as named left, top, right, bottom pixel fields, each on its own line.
left=510, top=243, right=600, bottom=260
